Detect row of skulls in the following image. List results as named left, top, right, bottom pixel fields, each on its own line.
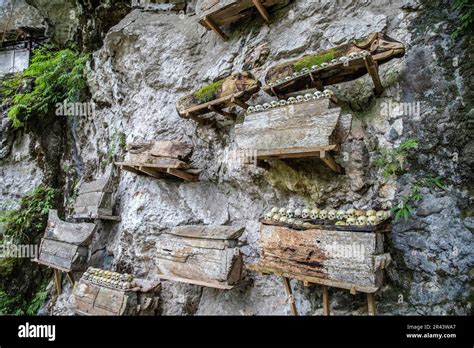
left=264, top=207, right=390, bottom=227
left=82, top=267, right=135, bottom=290
left=247, top=89, right=334, bottom=114
left=268, top=50, right=371, bottom=86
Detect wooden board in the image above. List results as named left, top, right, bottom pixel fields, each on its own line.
left=254, top=224, right=391, bottom=289
left=154, top=225, right=245, bottom=288
left=35, top=239, right=89, bottom=272
left=116, top=162, right=199, bottom=181
left=234, top=98, right=348, bottom=173
left=127, top=141, right=193, bottom=160
left=42, top=210, right=97, bottom=246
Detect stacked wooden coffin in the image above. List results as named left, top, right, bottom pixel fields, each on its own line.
left=72, top=267, right=161, bottom=316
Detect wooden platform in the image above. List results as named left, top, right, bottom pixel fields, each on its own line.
left=116, top=141, right=199, bottom=181
left=178, top=85, right=260, bottom=124
left=235, top=98, right=351, bottom=173
left=198, top=0, right=286, bottom=40
left=264, top=54, right=385, bottom=98
left=155, top=225, right=245, bottom=289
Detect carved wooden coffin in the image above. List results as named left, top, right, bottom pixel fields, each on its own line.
left=35, top=210, right=97, bottom=272
left=155, top=225, right=245, bottom=289
left=73, top=268, right=161, bottom=316
left=116, top=141, right=199, bottom=181
left=254, top=224, right=391, bottom=292
left=264, top=32, right=405, bottom=97
left=235, top=97, right=351, bottom=172
left=73, top=172, right=118, bottom=221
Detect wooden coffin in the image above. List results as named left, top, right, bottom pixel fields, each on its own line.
left=253, top=224, right=391, bottom=292
left=115, top=141, right=199, bottom=181
left=198, top=0, right=288, bottom=40
left=176, top=72, right=260, bottom=124
left=73, top=268, right=161, bottom=316
left=264, top=32, right=406, bottom=97
left=73, top=172, right=119, bottom=221
left=234, top=97, right=352, bottom=173
left=155, top=225, right=245, bottom=289
left=35, top=210, right=97, bottom=272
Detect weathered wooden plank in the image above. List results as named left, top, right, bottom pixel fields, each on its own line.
left=36, top=239, right=89, bottom=272
left=367, top=293, right=376, bottom=315
left=322, top=285, right=330, bottom=316
left=282, top=277, right=298, bottom=316
left=44, top=210, right=97, bottom=245
left=169, top=225, right=245, bottom=240
left=166, top=168, right=198, bottom=181
left=364, top=55, right=384, bottom=96
left=128, top=141, right=193, bottom=160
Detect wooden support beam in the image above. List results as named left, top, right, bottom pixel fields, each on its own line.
left=320, top=151, right=342, bottom=174
left=203, top=15, right=228, bottom=41
left=322, top=285, right=330, bottom=316
left=367, top=293, right=376, bottom=316
left=66, top=272, right=75, bottom=286
left=138, top=166, right=164, bottom=179
left=167, top=168, right=197, bottom=182
left=364, top=55, right=384, bottom=97
left=208, top=105, right=236, bottom=120
left=252, top=0, right=271, bottom=23
left=230, top=96, right=249, bottom=109
left=53, top=269, right=62, bottom=295
left=282, top=277, right=298, bottom=316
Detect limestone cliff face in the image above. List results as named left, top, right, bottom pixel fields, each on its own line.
left=1, top=0, right=472, bottom=315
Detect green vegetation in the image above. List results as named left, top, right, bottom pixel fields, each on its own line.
left=392, top=175, right=445, bottom=222
left=0, top=280, right=49, bottom=315
left=1, top=46, right=89, bottom=129
left=194, top=78, right=225, bottom=103
left=374, top=139, right=419, bottom=178
left=452, top=0, right=474, bottom=39
left=293, top=50, right=337, bottom=72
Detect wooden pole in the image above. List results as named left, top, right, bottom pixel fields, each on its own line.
left=252, top=0, right=271, bottom=23
left=367, top=293, right=376, bottom=316
left=364, top=55, right=384, bottom=97
left=53, top=269, right=62, bottom=295
left=322, top=285, right=330, bottom=316
left=66, top=272, right=75, bottom=286
left=281, top=277, right=298, bottom=316
left=203, top=16, right=228, bottom=41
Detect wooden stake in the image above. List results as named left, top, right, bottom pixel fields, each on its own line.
left=364, top=55, right=384, bottom=97
left=208, top=105, right=236, bottom=120
left=203, top=16, right=228, bottom=41
left=282, top=277, right=298, bottom=316
left=322, top=285, right=330, bottom=316
left=167, top=168, right=197, bottom=182
left=230, top=96, right=249, bottom=109
left=252, top=0, right=271, bottom=23
left=53, top=269, right=62, bottom=295
left=367, top=293, right=376, bottom=316
left=66, top=272, right=75, bottom=286
left=320, top=151, right=342, bottom=174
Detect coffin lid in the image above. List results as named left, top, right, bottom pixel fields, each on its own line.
left=44, top=209, right=97, bottom=245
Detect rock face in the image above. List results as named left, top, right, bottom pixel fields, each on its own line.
left=1, top=0, right=472, bottom=315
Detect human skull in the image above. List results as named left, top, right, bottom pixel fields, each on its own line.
left=367, top=216, right=378, bottom=226
left=376, top=210, right=385, bottom=222
left=336, top=209, right=346, bottom=220
left=361, top=50, right=370, bottom=57
left=287, top=218, right=295, bottom=224
left=323, top=89, right=333, bottom=98
left=296, top=95, right=304, bottom=103
left=321, top=62, right=329, bottom=68
left=348, top=52, right=358, bottom=60
left=294, top=208, right=302, bottom=218
left=255, top=105, right=264, bottom=112
left=279, top=208, right=287, bottom=217
left=357, top=216, right=368, bottom=226
left=366, top=210, right=376, bottom=217
left=301, top=208, right=310, bottom=219
left=263, top=103, right=271, bottom=110
left=272, top=214, right=281, bottom=221
left=347, top=217, right=356, bottom=225
left=346, top=208, right=356, bottom=218
left=311, top=65, right=318, bottom=70
left=271, top=207, right=279, bottom=214
left=355, top=209, right=365, bottom=217
left=293, top=71, right=300, bottom=77
left=264, top=212, right=273, bottom=220
left=279, top=99, right=287, bottom=106
left=286, top=209, right=294, bottom=218
left=330, top=59, right=338, bottom=65
left=304, top=93, right=313, bottom=101
left=339, top=56, right=349, bottom=64
left=310, top=208, right=320, bottom=219
left=279, top=216, right=288, bottom=223
left=328, top=209, right=337, bottom=220
left=301, top=67, right=309, bottom=74
left=271, top=101, right=279, bottom=108
left=285, top=76, right=292, bottom=80
left=313, top=91, right=324, bottom=99
left=288, top=97, right=297, bottom=104
left=294, top=219, right=303, bottom=225
left=247, top=106, right=256, bottom=114
left=319, top=209, right=328, bottom=220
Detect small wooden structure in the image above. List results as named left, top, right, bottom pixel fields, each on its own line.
left=250, top=223, right=392, bottom=315
left=176, top=72, right=261, bottom=125
left=34, top=210, right=97, bottom=295
left=198, top=0, right=287, bottom=40
left=263, top=32, right=406, bottom=97
left=73, top=268, right=161, bottom=316
left=155, top=225, right=245, bottom=289
left=116, top=141, right=200, bottom=181
left=73, top=171, right=120, bottom=221
left=235, top=97, right=351, bottom=173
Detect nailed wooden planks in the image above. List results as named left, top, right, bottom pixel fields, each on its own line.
left=155, top=225, right=245, bottom=289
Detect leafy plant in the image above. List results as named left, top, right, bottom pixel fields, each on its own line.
left=293, top=50, right=337, bottom=72
left=452, top=0, right=474, bottom=39
left=194, top=79, right=225, bottom=103
left=374, top=139, right=419, bottom=178
left=1, top=46, right=89, bottom=129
